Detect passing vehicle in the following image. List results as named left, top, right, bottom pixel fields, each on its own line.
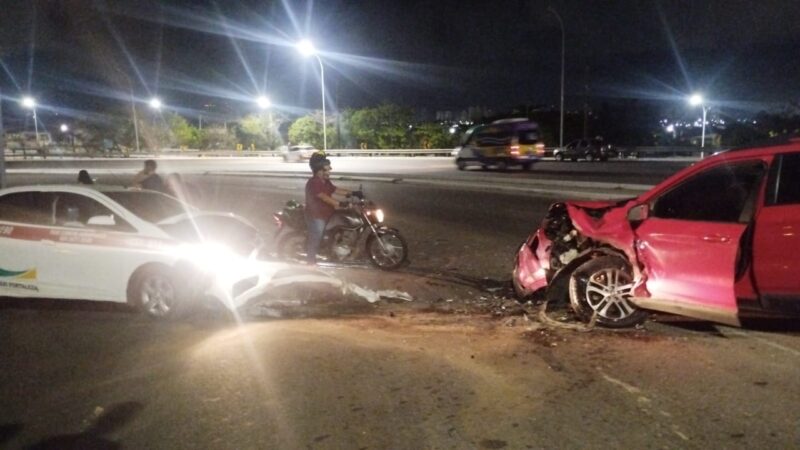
left=454, top=119, right=545, bottom=171
left=274, top=191, right=408, bottom=270
left=282, top=144, right=318, bottom=162
left=513, top=137, right=800, bottom=327
left=553, top=138, right=613, bottom=162
left=0, top=185, right=273, bottom=319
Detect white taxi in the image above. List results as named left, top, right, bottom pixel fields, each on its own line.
left=0, top=185, right=275, bottom=319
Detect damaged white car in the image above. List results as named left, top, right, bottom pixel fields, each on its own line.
left=0, top=184, right=276, bottom=319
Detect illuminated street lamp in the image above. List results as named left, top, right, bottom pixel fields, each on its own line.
left=149, top=97, right=162, bottom=110
left=60, top=123, right=69, bottom=133
left=21, top=96, right=40, bottom=147
left=296, top=39, right=327, bottom=150
left=256, top=95, right=271, bottom=110
left=688, top=93, right=708, bottom=156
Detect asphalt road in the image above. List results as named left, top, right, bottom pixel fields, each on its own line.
left=3, top=162, right=800, bottom=449
left=4, top=155, right=691, bottom=187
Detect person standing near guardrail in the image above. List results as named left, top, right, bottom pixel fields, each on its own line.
left=132, top=159, right=165, bottom=192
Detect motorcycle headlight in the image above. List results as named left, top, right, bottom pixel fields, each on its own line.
left=375, top=209, right=385, bottom=223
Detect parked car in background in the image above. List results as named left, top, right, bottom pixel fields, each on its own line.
left=282, top=144, right=318, bottom=162
left=0, top=185, right=270, bottom=319
left=554, top=138, right=614, bottom=162
left=514, top=137, right=800, bottom=328
left=454, top=119, right=545, bottom=171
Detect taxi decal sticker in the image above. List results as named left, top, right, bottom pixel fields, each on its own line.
left=0, top=222, right=172, bottom=251
left=0, top=267, right=37, bottom=279
left=0, top=266, right=38, bottom=292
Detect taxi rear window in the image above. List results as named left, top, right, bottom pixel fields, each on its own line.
left=105, top=191, right=188, bottom=223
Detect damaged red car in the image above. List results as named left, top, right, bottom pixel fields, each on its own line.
left=513, top=138, right=800, bottom=327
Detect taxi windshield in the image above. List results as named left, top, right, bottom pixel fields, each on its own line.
left=104, top=190, right=189, bottom=223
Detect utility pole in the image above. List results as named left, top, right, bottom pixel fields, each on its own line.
left=583, top=65, right=589, bottom=139
left=0, top=87, right=5, bottom=189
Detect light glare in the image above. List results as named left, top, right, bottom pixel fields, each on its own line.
left=256, top=95, right=271, bottom=109
left=21, top=96, right=36, bottom=109
left=297, top=39, right=316, bottom=56
left=149, top=97, right=162, bottom=110
left=688, top=94, right=703, bottom=106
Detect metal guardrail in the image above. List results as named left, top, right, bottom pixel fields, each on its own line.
left=4, top=145, right=717, bottom=159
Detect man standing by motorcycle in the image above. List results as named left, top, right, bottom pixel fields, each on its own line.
left=305, top=156, right=356, bottom=265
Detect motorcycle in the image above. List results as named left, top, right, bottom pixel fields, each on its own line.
left=272, top=191, right=408, bottom=270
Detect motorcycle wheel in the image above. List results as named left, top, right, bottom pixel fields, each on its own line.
left=366, top=230, right=408, bottom=270
left=277, top=232, right=307, bottom=264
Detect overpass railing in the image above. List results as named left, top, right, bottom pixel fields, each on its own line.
left=3, top=145, right=717, bottom=159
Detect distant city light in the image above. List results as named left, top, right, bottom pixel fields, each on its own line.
left=665, top=124, right=675, bottom=133
left=60, top=124, right=69, bottom=132
left=149, top=98, right=162, bottom=110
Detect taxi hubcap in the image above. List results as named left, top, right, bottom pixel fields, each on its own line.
left=141, top=275, right=176, bottom=317
left=584, top=268, right=636, bottom=319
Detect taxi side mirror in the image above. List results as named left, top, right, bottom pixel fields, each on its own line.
left=627, top=204, right=649, bottom=222
left=87, top=214, right=116, bottom=226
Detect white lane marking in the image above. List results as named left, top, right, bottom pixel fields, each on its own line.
left=723, top=329, right=800, bottom=357
left=600, top=371, right=642, bottom=394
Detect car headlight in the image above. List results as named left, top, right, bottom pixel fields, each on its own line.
left=175, top=242, right=244, bottom=273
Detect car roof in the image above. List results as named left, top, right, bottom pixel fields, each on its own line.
left=0, top=184, right=157, bottom=196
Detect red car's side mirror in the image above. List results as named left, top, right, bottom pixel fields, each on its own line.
left=627, top=203, right=650, bottom=222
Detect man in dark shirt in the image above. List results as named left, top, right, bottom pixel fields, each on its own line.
left=132, top=159, right=165, bottom=192
left=305, top=158, right=353, bottom=265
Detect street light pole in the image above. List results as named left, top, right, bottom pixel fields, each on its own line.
left=21, top=97, right=40, bottom=152
left=131, top=87, right=140, bottom=152
left=0, top=87, right=5, bottom=189
left=700, top=105, right=708, bottom=150
left=548, top=7, right=565, bottom=150
left=689, top=93, right=707, bottom=158
left=297, top=39, right=327, bottom=151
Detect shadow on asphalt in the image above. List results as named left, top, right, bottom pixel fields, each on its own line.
left=25, top=401, right=143, bottom=450
left=0, top=297, right=135, bottom=316
left=0, top=424, right=23, bottom=447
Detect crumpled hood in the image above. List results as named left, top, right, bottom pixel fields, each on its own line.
left=565, top=199, right=641, bottom=274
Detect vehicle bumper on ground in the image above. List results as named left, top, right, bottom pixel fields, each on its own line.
left=513, top=229, right=551, bottom=296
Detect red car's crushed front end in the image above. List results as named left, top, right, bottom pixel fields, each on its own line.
left=513, top=199, right=638, bottom=299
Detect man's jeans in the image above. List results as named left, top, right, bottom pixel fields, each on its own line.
left=306, top=217, right=327, bottom=264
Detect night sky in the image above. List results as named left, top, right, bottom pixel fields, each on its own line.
left=1, top=0, right=799, bottom=125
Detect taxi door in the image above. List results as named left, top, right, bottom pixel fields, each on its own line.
left=0, top=191, right=51, bottom=298
left=40, top=192, right=143, bottom=301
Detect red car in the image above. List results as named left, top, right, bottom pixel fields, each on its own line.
left=513, top=138, right=800, bottom=327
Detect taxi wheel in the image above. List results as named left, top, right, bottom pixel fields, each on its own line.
left=555, top=153, right=565, bottom=161
left=127, top=265, right=191, bottom=320
left=586, top=153, right=595, bottom=162
left=456, top=159, right=467, bottom=170
left=568, top=256, right=648, bottom=328
left=496, top=161, right=508, bottom=172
